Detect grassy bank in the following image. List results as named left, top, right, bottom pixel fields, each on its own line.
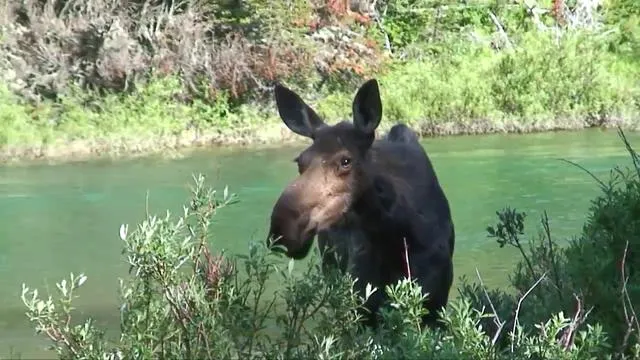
left=1, top=0, right=640, bottom=163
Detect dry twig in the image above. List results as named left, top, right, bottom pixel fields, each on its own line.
left=403, top=237, right=411, bottom=280
left=475, top=268, right=506, bottom=346
left=511, top=272, right=547, bottom=352
left=559, top=294, right=594, bottom=350
left=619, top=240, right=640, bottom=353
left=488, top=11, right=513, bottom=50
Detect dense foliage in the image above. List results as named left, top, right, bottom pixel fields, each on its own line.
left=0, top=0, right=640, bottom=160
left=17, top=129, right=640, bottom=359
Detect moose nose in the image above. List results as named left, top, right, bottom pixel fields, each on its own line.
left=267, top=184, right=314, bottom=256
left=268, top=188, right=298, bottom=238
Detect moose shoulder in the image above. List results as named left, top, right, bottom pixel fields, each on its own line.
left=266, top=79, right=455, bottom=329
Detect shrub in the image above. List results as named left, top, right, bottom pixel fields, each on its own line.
left=604, top=0, right=640, bottom=60
left=328, top=30, right=638, bottom=135
left=490, top=31, right=631, bottom=125
left=18, top=168, right=630, bottom=359
left=559, top=129, right=640, bottom=354
left=461, top=128, right=640, bottom=358
left=0, top=0, right=383, bottom=106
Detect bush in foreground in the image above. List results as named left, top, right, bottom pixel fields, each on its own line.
left=18, top=176, right=608, bottom=359
left=17, top=131, right=640, bottom=359
left=459, top=128, right=640, bottom=358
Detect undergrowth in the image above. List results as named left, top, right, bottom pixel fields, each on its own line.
left=16, top=129, right=640, bottom=359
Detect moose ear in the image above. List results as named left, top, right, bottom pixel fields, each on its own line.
left=274, top=83, right=326, bottom=138
left=352, top=79, right=382, bottom=135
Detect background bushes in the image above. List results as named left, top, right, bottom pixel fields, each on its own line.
left=1, top=0, right=640, bottom=160
left=0, top=0, right=380, bottom=105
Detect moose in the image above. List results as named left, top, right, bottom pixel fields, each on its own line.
left=266, top=79, right=455, bottom=329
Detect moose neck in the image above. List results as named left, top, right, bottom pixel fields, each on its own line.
left=348, top=171, right=409, bottom=278
left=349, top=171, right=399, bottom=237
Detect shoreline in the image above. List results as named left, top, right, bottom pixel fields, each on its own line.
left=2, top=118, right=636, bottom=166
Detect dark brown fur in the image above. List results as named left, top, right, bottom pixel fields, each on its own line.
left=266, top=79, right=455, bottom=329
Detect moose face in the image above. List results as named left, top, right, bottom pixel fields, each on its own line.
left=267, top=79, right=383, bottom=259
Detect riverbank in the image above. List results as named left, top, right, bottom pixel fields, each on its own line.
left=2, top=55, right=639, bottom=163
left=1, top=116, right=637, bottom=165
left=2, top=15, right=640, bottom=164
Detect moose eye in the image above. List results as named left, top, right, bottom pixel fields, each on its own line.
left=340, top=156, right=352, bottom=169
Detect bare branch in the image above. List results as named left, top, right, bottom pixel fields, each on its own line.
left=619, top=240, right=640, bottom=353
left=512, top=272, right=548, bottom=352
left=559, top=294, right=594, bottom=350
left=475, top=268, right=506, bottom=346
left=488, top=11, right=513, bottom=50
left=403, top=237, right=411, bottom=280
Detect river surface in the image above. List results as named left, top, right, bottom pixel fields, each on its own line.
left=0, top=129, right=637, bottom=358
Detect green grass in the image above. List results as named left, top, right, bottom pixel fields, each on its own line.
left=1, top=31, right=639, bottom=163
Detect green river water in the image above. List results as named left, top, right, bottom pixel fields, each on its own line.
left=0, top=129, right=638, bottom=358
